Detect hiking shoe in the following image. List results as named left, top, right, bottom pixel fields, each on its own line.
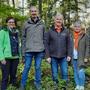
left=75, top=85, right=80, bottom=90
left=79, top=86, right=84, bottom=90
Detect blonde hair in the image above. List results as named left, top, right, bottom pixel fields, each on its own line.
left=71, top=21, right=86, bottom=32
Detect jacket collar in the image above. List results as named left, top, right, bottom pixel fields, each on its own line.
left=27, top=17, right=40, bottom=24
left=51, top=25, right=65, bottom=32
left=71, top=30, right=85, bottom=41
left=78, top=32, right=85, bottom=41
left=5, top=27, right=18, bottom=33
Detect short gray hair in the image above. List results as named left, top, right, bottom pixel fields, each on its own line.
left=29, top=6, right=38, bottom=12
left=54, top=13, right=64, bottom=24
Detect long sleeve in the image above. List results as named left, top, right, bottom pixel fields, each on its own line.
left=85, top=34, right=90, bottom=59
left=17, top=29, right=21, bottom=57
left=0, top=30, right=5, bottom=60
left=44, top=31, right=50, bottom=58
left=67, top=31, right=73, bottom=58
left=21, top=23, right=26, bottom=57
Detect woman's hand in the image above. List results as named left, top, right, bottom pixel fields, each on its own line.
left=1, top=60, right=6, bottom=65
left=46, top=57, right=51, bottom=64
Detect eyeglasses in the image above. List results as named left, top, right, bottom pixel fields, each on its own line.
left=31, top=10, right=37, bottom=12
left=8, top=22, right=15, bottom=23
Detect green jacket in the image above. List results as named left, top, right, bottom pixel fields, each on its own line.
left=0, top=28, right=19, bottom=61
left=0, top=29, right=12, bottom=60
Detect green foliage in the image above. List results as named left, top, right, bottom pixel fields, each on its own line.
left=7, top=85, right=18, bottom=90
left=0, top=0, right=89, bottom=29
left=85, top=67, right=90, bottom=76
left=0, top=60, right=90, bottom=90
left=0, top=3, right=27, bottom=27
left=0, top=3, right=17, bottom=18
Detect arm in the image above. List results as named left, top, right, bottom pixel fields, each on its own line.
left=0, top=30, right=5, bottom=61
left=17, top=29, right=21, bottom=58
left=0, top=30, right=6, bottom=64
left=85, top=34, right=89, bottom=59
left=21, top=23, right=27, bottom=57
left=67, top=31, right=73, bottom=61
left=44, top=31, right=52, bottom=63
left=44, top=31, right=50, bottom=58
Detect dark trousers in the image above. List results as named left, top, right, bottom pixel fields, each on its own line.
left=0, top=58, right=19, bottom=90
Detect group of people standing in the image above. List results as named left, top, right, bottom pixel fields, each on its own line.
left=0, top=6, right=90, bottom=90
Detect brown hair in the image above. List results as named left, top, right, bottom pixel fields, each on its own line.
left=6, top=17, right=17, bottom=26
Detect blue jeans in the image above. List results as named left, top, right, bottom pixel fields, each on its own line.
left=51, top=57, right=68, bottom=83
left=73, top=59, right=85, bottom=86
left=21, top=51, right=44, bottom=87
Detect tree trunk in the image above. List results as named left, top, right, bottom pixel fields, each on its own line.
left=22, top=0, right=24, bottom=15
left=67, top=0, right=71, bottom=29
left=38, top=0, right=42, bottom=18
left=12, top=0, right=15, bottom=8
left=7, top=0, right=10, bottom=5
left=74, top=0, right=78, bottom=20
left=0, top=0, right=1, bottom=5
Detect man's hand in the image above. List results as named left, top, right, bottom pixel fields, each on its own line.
left=46, top=57, right=51, bottom=64
left=1, top=60, right=6, bottom=65
left=67, top=56, right=71, bottom=62
left=84, top=58, right=88, bottom=63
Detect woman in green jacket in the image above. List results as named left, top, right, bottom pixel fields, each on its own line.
left=0, top=17, right=19, bottom=90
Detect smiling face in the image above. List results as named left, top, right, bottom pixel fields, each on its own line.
left=73, top=21, right=82, bottom=32
left=74, top=25, right=81, bottom=32
left=30, top=6, right=38, bottom=18
left=7, top=19, right=16, bottom=29
left=54, top=14, right=63, bottom=28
